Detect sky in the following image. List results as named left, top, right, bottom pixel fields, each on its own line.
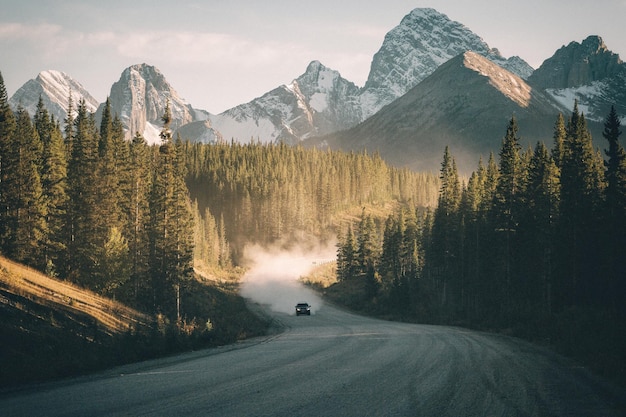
left=1, top=0, right=625, bottom=114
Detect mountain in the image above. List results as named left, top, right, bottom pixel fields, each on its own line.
left=8, top=70, right=99, bottom=124
left=307, top=52, right=563, bottom=173
left=528, top=35, right=626, bottom=123
left=194, top=8, right=533, bottom=144
left=100, top=63, right=216, bottom=145
left=358, top=8, right=534, bottom=119
left=208, top=61, right=362, bottom=144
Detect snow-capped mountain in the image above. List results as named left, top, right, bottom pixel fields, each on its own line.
left=7, top=7, right=623, bottom=174
left=100, top=63, right=216, bottom=145
left=208, top=61, right=361, bottom=144
left=8, top=70, right=99, bottom=124
left=528, top=36, right=626, bottom=123
left=359, top=8, right=534, bottom=119
left=204, top=8, right=534, bottom=143
left=308, top=52, right=564, bottom=173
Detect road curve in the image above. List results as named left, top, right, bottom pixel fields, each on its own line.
left=1, top=303, right=624, bottom=416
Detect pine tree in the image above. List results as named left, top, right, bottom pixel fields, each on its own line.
left=336, top=225, right=357, bottom=282
left=127, top=132, right=151, bottom=305
left=557, top=102, right=604, bottom=308
left=552, top=113, right=566, bottom=170
left=35, top=98, right=68, bottom=276
left=519, top=142, right=560, bottom=314
left=4, top=107, right=47, bottom=265
left=65, top=99, right=99, bottom=284
left=601, top=105, right=626, bottom=313
left=492, top=116, right=524, bottom=314
left=148, top=102, right=194, bottom=318
left=430, top=146, right=461, bottom=308
left=0, top=72, right=17, bottom=249
left=356, top=209, right=379, bottom=277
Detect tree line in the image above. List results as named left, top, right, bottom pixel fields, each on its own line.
left=0, top=73, right=198, bottom=318
left=336, top=103, right=626, bottom=328
left=0, top=71, right=440, bottom=318
left=182, top=140, right=439, bottom=261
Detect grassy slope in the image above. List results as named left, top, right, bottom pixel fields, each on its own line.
left=0, top=256, right=269, bottom=388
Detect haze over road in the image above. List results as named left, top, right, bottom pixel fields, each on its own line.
left=1, top=299, right=625, bottom=416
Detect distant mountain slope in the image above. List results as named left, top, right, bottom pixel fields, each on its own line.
left=209, top=61, right=361, bottom=144
left=528, top=36, right=626, bottom=123
left=8, top=70, right=99, bottom=123
left=310, top=52, right=563, bottom=173
left=359, top=8, right=534, bottom=119
left=200, top=8, right=533, bottom=144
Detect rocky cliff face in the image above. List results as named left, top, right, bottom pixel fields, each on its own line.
left=529, top=36, right=626, bottom=123
left=312, top=52, right=563, bottom=173
left=206, top=8, right=534, bottom=144
left=529, top=36, right=624, bottom=89
left=359, top=8, right=534, bottom=118
left=8, top=70, right=99, bottom=124
left=102, top=63, right=210, bottom=144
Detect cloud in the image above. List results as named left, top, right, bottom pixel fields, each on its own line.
left=0, top=22, right=62, bottom=40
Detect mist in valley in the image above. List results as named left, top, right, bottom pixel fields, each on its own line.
left=239, top=242, right=336, bottom=315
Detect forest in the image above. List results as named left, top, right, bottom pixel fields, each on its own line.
left=0, top=72, right=438, bottom=322
left=334, top=103, right=626, bottom=382
left=1, top=69, right=624, bottom=382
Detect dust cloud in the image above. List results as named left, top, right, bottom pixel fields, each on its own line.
left=239, top=242, right=335, bottom=315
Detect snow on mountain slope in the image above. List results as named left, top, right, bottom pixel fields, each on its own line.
left=359, top=8, right=534, bottom=118
left=9, top=70, right=99, bottom=123
left=207, top=8, right=535, bottom=142
left=208, top=61, right=361, bottom=144
left=529, top=36, right=626, bottom=123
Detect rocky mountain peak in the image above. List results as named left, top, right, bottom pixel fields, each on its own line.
left=359, top=8, right=533, bottom=119
left=103, top=63, right=208, bottom=144
left=528, top=35, right=624, bottom=89
left=9, top=70, right=99, bottom=124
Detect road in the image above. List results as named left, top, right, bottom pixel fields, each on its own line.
left=1, top=302, right=625, bottom=416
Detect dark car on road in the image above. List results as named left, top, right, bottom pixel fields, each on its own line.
left=295, top=302, right=311, bottom=316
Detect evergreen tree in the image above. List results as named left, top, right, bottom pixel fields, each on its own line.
left=65, top=99, right=99, bottom=284
left=519, top=142, right=560, bottom=314
left=35, top=98, right=68, bottom=276
left=356, top=209, right=380, bottom=277
left=492, top=116, right=524, bottom=314
left=0, top=72, right=17, bottom=249
left=552, top=113, right=566, bottom=170
left=557, top=102, right=604, bottom=308
left=336, top=225, right=357, bottom=282
left=127, top=131, right=151, bottom=305
left=3, top=107, right=47, bottom=266
left=601, top=105, right=626, bottom=313
left=148, top=102, right=194, bottom=318
left=429, top=146, right=461, bottom=309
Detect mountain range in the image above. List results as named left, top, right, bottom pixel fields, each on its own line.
left=7, top=8, right=626, bottom=172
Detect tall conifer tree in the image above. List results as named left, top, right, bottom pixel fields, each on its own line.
left=5, top=107, right=47, bottom=265
left=601, top=105, right=626, bottom=313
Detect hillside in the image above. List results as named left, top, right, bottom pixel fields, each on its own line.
left=0, top=256, right=152, bottom=386
left=0, top=256, right=269, bottom=388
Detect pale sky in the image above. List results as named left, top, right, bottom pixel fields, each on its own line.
left=1, top=0, right=625, bottom=114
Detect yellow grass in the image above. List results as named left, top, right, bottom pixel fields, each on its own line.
left=0, top=256, right=151, bottom=335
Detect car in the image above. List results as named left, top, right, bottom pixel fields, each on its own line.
left=295, top=302, right=311, bottom=316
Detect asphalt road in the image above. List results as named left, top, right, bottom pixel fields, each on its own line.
left=2, top=302, right=625, bottom=416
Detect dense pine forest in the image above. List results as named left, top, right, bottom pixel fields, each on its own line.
left=1, top=68, right=625, bottom=382
left=0, top=72, right=438, bottom=322
left=334, top=103, right=626, bottom=382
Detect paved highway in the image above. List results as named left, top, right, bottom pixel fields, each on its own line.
left=1, top=302, right=625, bottom=416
